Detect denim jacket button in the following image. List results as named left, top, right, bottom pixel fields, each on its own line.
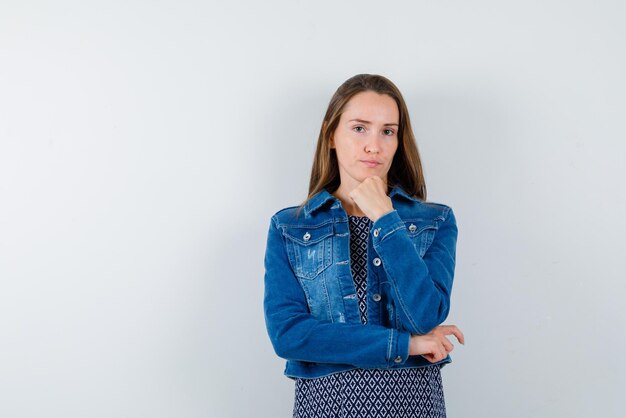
left=373, top=257, right=382, bottom=267
left=372, top=293, right=381, bottom=302
left=394, top=356, right=403, bottom=363
left=303, top=232, right=311, bottom=242
left=373, top=228, right=380, bottom=237
left=409, top=224, right=417, bottom=233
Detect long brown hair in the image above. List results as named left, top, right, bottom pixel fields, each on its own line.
left=304, top=74, right=426, bottom=208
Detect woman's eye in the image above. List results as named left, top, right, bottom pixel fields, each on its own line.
left=354, top=126, right=365, bottom=133
left=384, top=129, right=395, bottom=136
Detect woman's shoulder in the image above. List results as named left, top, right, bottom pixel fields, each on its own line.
left=389, top=186, right=453, bottom=219
left=421, top=200, right=453, bottom=214
left=270, top=190, right=336, bottom=226
left=270, top=204, right=308, bottom=225
left=272, top=204, right=299, bottom=216
left=396, top=198, right=454, bottom=223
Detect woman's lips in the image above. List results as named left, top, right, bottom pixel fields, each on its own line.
left=361, top=160, right=381, bottom=168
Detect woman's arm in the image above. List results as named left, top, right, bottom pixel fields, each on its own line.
left=348, top=176, right=458, bottom=336
left=263, top=216, right=411, bottom=368
left=371, top=207, right=458, bottom=335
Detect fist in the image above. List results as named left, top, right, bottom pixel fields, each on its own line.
left=348, top=177, right=394, bottom=222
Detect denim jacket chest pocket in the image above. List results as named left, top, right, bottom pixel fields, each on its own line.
left=282, top=222, right=333, bottom=280
left=404, top=219, right=438, bottom=257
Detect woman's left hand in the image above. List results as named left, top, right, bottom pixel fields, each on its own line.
left=409, top=325, right=465, bottom=363
left=348, top=176, right=394, bottom=222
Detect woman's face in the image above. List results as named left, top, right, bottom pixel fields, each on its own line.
left=330, top=91, right=399, bottom=190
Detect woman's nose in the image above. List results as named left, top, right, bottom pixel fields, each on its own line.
left=365, top=135, right=381, bottom=153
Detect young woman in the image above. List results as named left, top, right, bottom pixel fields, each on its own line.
left=264, top=74, right=464, bottom=417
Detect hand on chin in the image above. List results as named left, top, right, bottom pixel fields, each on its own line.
left=348, top=177, right=393, bottom=222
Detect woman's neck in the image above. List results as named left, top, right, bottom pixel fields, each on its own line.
left=332, top=185, right=367, bottom=217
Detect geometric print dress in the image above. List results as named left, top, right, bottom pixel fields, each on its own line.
left=293, top=216, right=447, bottom=418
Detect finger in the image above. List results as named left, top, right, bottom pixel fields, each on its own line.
left=440, top=325, right=465, bottom=345
left=439, top=343, right=448, bottom=361
left=441, top=337, right=454, bottom=353
left=426, top=350, right=443, bottom=363
left=451, top=327, right=465, bottom=345
left=430, top=342, right=444, bottom=362
left=432, top=325, right=450, bottom=335
left=363, top=176, right=384, bottom=191
left=423, top=353, right=437, bottom=363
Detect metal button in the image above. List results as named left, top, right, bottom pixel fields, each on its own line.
left=372, top=294, right=381, bottom=302
left=373, top=228, right=381, bottom=237
left=408, top=224, right=417, bottom=233
left=373, top=257, right=382, bottom=267
left=303, top=232, right=311, bottom=242
left=394, top=356, right=402, bottom=363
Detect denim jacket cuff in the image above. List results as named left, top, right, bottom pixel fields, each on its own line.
left=371, top=210, right=405, bottom=244
left=388, top=328, right=411, bottom=366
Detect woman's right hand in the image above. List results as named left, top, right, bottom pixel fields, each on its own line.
left=409, top=325, right=465, bottom=363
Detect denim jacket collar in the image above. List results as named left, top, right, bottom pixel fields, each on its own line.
left=303, top=185, right=419, bottom=217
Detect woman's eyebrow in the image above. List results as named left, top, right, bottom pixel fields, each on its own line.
left=348, top=118, right=399, bottom=126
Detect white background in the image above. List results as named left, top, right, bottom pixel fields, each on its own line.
left=1, top=1, right=625, bottom=417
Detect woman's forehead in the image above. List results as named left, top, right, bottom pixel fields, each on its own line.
left=341, top=91, right=399, bottom=124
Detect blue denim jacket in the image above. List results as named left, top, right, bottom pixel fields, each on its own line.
left=263, top=186, right=458, bottom=379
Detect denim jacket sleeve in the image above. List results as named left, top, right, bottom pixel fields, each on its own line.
left=371, top=207, right=457, bottom=335
left=263, top=215, right=411, bottom=368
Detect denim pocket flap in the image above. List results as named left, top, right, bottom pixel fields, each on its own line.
left=283, top=223, right=333, bottom=246
left=404, top=220, right=438, bottom=257
left=282, top=223, right=333, bottom=279
left=404, top=220, right=438, bottom=236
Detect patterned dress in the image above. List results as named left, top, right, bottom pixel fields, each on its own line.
left=293, top=216, right=446, bottom=418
